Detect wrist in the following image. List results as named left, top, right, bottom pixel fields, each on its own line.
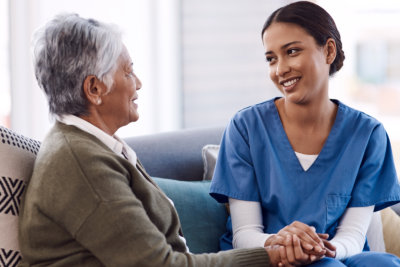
left=264, top=245, right=281, bottom=267
left=264, top=234, right=276, bottom=247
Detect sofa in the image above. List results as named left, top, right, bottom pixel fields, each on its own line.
left=125, top=126, right=400, bottom=256
left=1, top=125, right=400, bottom=266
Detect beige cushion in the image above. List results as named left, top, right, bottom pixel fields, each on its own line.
left=0, top=126, right=40, bottom=266
left=381, top=207, right=400, bottom=257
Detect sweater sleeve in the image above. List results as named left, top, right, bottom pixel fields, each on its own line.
left=75, top=190, right=270, bottom=267
left=71, top=155, right=271, bottom=267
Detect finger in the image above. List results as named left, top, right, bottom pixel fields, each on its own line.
left=293, top=234, right=309, bottom=263
left=284, top=235, right=297, bottom=264
left=285, top=222, right=324, bottom=251
left=300, top=240, right=325, bottom=255
left=278, top=229, right=314, bottom=251
left=318, top=233, right=329, bottom=240
left=322, top=240, right=336, bottom=258
left=271, top=235, right=286, bottom=246
left=279, top=245, right=289, bottom=266
left=302, top=245, right=326, bottom=257
left=322, top=239, right=336, bottom=251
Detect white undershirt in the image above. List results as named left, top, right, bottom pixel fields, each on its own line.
left=230, top=151, right=375, bottom=260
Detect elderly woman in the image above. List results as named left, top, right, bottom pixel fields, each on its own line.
left=18, top=13, right=292, bottom=267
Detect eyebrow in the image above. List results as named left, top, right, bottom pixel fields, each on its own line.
left=265, top=41, right=302, bottom=55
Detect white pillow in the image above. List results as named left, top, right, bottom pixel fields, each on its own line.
left=0, top=126, right=40, bottom=266
left=201, top=144, right=220, bottom=180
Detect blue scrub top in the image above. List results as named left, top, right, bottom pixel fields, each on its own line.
left=210, top=98, right=400, bottom=248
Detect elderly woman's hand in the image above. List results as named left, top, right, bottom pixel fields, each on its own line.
left=265, top=242, right=297, bottom=267
left=264, top=221, right=329, bottom=265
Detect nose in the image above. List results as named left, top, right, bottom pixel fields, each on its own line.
left=135, top=75, right=142, bottom=90
left=275, top=59, right=290, bottom=77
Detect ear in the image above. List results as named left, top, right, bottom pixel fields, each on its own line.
left=325, top=38, right=337, bottom=65
left=83, top=75, right=106, bottom=105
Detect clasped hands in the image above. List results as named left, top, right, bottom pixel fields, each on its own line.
left=264, top=221, right=336, bottom=267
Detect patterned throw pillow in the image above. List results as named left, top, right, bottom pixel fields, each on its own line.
left=0, top=126, right=40, bottom=267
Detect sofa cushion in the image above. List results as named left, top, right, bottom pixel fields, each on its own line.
left=153, top=177, right=228, bottom=253
left=0, top=126, right=40, bottom=266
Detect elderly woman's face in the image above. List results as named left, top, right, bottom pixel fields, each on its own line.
left=101, top=46, right=142, bottom=130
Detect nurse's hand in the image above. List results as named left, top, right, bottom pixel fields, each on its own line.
left=318, top=234, right=336, bottom=258
left=270, top=221, right=326, bottom=257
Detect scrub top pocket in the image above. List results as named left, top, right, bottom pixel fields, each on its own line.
left=326, top=194, right=351, bottom=232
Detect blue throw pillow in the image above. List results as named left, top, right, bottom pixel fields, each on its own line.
left=153, top=177, right=228, bottom=253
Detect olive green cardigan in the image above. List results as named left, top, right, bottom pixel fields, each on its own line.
left=18, top=122, right=270, bottom=267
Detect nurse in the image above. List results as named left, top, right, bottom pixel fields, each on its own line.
left=210, top=1, right=400, bottom=266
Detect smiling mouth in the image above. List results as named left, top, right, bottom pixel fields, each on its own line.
left=281, top=78, right=300, bottom=91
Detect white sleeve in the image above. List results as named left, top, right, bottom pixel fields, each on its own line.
left=229, top=198, right=273, bottom=248
left=330, top=205, right=374, bottom=260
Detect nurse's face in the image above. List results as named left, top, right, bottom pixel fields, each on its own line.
left=262, top=22, right=332, bottom=105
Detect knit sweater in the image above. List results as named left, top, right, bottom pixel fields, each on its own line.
left=18, top=122, right=270, bottom=267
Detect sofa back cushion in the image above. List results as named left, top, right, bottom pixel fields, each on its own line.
left=0, top=126, right=40, bottom=266
left=124, top=127, right=224, bottom=181
left=153, top=177, right=228, bottom=253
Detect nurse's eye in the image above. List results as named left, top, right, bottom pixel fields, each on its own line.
left=266, top=56, right=276, bottom=64
left=287, top=48, right=300, bottom=55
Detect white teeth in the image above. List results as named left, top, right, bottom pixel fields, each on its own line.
left=283, top=78, right=299, bottom=87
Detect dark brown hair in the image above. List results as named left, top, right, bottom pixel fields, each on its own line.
left=262, top=1, right=345, bottom=76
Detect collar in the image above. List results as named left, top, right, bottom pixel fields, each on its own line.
left=57, top=114, right=137, bottom=165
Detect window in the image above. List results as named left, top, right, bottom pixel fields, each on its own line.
left=320, top=0, right=400, bottom=171
left=0, top=0, right=10, bottom=128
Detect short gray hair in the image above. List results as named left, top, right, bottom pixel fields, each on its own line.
left=33, top=13, right=123, bottom=116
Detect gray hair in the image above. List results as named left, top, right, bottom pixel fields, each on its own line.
left=32, top=13, right=123, bottom=116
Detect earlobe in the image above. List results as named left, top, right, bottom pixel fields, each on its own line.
left=83, top=75, right=103, bottom=105
left=326, top=38, right=337, bottom=65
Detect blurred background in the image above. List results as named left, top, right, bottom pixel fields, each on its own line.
left=1, top=0, right=400, bottom=169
